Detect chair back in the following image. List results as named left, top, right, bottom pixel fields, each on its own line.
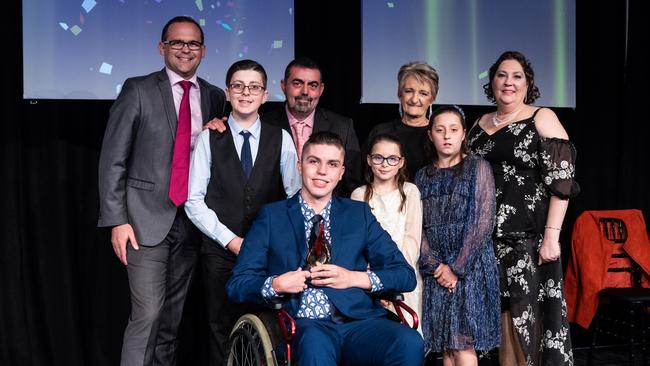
left=599, top=217, right=642, bottom=288
left=599, top=218, right=627, bottom=243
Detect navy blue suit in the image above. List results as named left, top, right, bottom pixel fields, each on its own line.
left=227, top=194, right=424, bottom=365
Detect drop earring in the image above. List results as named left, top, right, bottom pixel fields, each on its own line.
left=398, top=103, right=403, bottom=117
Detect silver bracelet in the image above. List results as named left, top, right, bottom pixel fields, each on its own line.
left=544, top=225, right=561, bottom=231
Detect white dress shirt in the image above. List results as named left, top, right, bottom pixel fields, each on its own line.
left=184, top=115, right=301, bottom=247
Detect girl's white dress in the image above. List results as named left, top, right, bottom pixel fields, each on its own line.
left=351, top=182, right=423, bottom=333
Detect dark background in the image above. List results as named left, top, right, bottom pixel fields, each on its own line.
left=2, top=1, right=648, bottom=365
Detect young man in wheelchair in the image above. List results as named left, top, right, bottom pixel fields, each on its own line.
left=227, top=131, right=424, bottom=365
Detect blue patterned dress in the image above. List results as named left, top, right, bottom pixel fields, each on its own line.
left=415, top=154, right=501, bottom=352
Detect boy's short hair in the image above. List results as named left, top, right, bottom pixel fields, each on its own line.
left=225, top=59, right=267, bottom=87
left=301, top=131, right=345, bottom=160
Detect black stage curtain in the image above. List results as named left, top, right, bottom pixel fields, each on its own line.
left=2, top=1, right=649, bottom=365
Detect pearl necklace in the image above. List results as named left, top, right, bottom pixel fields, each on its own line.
left=492, top=106, right=522, bottom=127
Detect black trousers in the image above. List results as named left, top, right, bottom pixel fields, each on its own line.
left=200, top=240, right=251, bottom=366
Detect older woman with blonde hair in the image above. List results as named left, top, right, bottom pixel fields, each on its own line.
left=366, top=61, right=439, bottom=180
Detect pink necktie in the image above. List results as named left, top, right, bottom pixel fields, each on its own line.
left=168, top=80, right=193, bottom=206
left=292, top=121, right=306, bottom=160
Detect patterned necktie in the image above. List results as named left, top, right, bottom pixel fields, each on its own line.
left=168, top=80, right=193, bottom=206
left=240, top=130, right=253, bottom=179
left=309, top=214, right=323, bottom=248
left=292, top=121, right=306, bottom=160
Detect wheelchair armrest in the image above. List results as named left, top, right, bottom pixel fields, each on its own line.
left=266, top=298, right=284, bottom=310
left=265, top=297, right=297, bottom=364
left=372, top=291, right=404, bottom=302
left=371, top=292, right=418, bottom=330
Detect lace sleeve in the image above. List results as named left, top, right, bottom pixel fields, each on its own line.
left=449, top=158, right=496, bottom=277
left=419, top=234, right=441, bottom=278
left=538, top=138, right=580, bottom=199
left=415, top=171, right=441, bottom=277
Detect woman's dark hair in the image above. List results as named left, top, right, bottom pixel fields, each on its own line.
left=483, top=51, right=541, bottom=105
left=364, top=134, right=409, bottom=212
left=425, top=105, right=470, bottom=164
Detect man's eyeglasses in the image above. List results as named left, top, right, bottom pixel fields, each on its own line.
left=163, top=40, right=203, bottom=51
left=229, top=83, right=266, bottom=96
left=369, top=154, right=402, bottom=166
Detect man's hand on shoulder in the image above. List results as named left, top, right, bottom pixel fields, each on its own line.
left=111, top=223, right=139, bottom=266
left=203, top=116, right=228, bottom=133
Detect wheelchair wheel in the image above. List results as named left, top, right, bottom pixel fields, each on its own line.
left=227, top=313, right=278, bottom=366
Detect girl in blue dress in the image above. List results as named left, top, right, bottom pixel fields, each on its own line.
left=415, top=105, right=500, bottom=366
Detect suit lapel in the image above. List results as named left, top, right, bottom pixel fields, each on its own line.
left=198, top=78, right=210, bottom=124
left=277, top=107, right=292, bottom=133
left=312, top=108, right=331, bottom=133
left=286, top=195, right=308, bottom=266
left=157, top=70, right=177, bottom=139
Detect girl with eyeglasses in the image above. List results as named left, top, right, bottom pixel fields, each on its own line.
left=351, top=133, right=423, bottom=334
left=415, top=106, right=500, bottom=365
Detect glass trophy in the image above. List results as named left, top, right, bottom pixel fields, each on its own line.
left=305, top=220, right=331, bottom=269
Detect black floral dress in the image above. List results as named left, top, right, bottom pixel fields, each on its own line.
left=467, top=108, right=580, bottom=366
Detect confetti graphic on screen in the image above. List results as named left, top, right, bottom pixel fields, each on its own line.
left=99, top=62, right=113, bottom=75
left=24, top=0, right=295, bottom=99
left=70, top=25, right=82, bottom=36
left=81, top=0, right=97, bottom=13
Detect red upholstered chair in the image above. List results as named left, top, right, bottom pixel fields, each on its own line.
left=565, top=210, right=650, bottom=366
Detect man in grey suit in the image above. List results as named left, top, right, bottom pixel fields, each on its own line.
left=98, top=16, right=226, bottom=366
left=263, top=57, right=362, bottom=197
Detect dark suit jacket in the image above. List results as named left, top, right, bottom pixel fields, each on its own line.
left=98, top=69, right=226, bottom=245
left=226, top=194, right=416, bottom=320
left=262, top=107, right=362, bottom=196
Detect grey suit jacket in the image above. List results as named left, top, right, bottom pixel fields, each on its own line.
left=262, top=106, right=362, bottom=196
left=98, top=69, right=226, bottom=246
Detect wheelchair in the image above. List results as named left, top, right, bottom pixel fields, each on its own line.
left=226, top=293, right=418, bottom=366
